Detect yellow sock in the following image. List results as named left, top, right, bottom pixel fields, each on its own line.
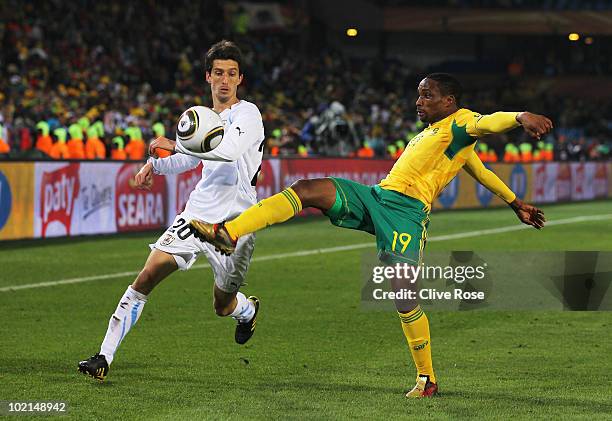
left=225, top=188, right=302, bottom=240
left=398, top=305, right=436, bottom=384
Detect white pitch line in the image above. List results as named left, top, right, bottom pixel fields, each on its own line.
left=1, top=213, right=610, bottom=293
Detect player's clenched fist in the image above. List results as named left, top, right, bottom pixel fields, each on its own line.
left=134, top=162, right=154, bottom=190
left=516, top=112, right=554, bottom=140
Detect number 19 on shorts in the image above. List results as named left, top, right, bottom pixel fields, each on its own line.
left=391, top=231, right=412, bottom=253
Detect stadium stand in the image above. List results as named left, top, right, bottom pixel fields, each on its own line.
left=0, top=0, right=610, bottom=160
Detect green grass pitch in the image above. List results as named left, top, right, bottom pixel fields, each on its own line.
left=1, top=201, right=611, bottom=419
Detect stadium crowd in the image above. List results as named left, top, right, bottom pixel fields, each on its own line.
left=1, top=0, right=610, bottom=162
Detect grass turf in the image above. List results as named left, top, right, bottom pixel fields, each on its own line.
left=0, top=201, right=611, bottom=419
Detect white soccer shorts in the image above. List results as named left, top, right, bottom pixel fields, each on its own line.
left=151, top=211, right=255, bottom=293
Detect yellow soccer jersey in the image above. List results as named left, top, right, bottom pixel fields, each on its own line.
left=379, top=108, right=520, bottom=210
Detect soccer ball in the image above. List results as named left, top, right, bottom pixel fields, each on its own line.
left=176, top=106, right=224, bottom=153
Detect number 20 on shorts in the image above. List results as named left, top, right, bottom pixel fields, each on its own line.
left=391, top=231, right=412, bottom=253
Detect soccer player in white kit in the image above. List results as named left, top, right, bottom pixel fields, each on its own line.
left=79, top=40, right=264, bottom=381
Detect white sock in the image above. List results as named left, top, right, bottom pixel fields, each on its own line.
left=229, top=292, right=255, bottom=323
left=99, top=285, right=147, bottom=365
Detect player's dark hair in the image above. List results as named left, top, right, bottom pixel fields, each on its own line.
left=425, top=73, right=462, bottom=105
left=205, top=40, right=243, bottom=75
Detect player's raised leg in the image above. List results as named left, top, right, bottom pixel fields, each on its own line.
left=190, top=178, right=337, bottom=254
left=78, top=249, right=177, bottom=381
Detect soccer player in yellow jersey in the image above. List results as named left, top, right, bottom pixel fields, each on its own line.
left=190, top=73, right=550, bottom=398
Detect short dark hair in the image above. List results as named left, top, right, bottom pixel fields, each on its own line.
left=425, top=73, right=462, bottom=105
left=205, top=40, right=243, bottom=75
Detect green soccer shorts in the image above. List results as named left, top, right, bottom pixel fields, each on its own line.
left=326, top=177, right=430, bottom=265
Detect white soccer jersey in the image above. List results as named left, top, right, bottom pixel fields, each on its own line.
left=149, top=100, right=265, bottom=222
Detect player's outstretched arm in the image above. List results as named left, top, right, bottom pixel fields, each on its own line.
left=463, top=152, right=545, bottom=229
left=471, top=111, right=553, bottom=139
left=149, top=107, right=263, bottom=163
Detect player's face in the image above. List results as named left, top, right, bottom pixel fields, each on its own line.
left=206, top=59, right=243, bottom=103
left=415, top=79, right=454, bottom=123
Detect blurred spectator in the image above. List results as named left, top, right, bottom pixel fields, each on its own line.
left=111, top=137, right=127, bottom=160
left=49, top=128, right=69, bottom=159
left=85, top=125, right=106, bottom=160
left=0, top=122, right=9, bottom=155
